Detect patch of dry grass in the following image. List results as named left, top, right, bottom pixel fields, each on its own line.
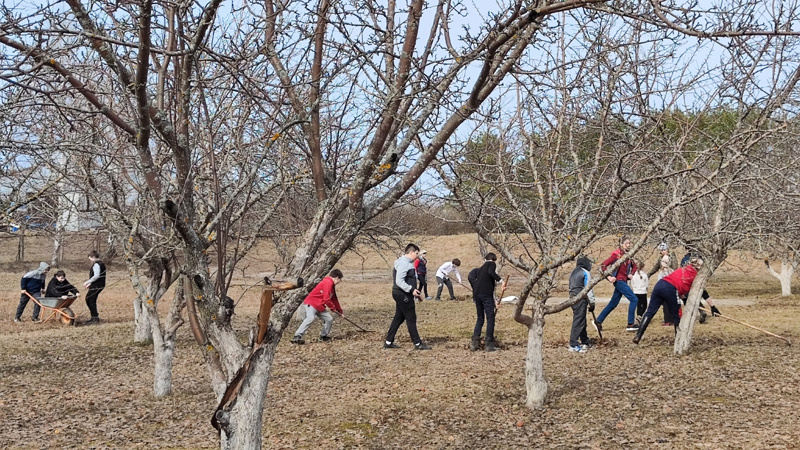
left=1, top=234, right=799, bottom=448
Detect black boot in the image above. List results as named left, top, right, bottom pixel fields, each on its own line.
left=698, top=309, right=707, bottom=324
left=485, top=337, right=498, bottom=352
left=632, top=315, right=652, bottom=344
left=470, top=336, right=481, bottom=351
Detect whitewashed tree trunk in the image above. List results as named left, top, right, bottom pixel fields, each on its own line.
left=217, top=343, right=276, bottom=449
left=675, top=265, right=713, bottom=355
left=765, top=258, right=795, bottom=297
left=524, top=307, right=548, bottom=409
left=150, top=306, right=175, bottom=396
left=133, top=296, right=153, bottom=343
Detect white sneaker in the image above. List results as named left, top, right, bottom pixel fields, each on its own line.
left=568, top=345, right=588, bottom=353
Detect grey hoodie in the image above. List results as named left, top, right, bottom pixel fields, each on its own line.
left=20, top=262, right=51, bottom=292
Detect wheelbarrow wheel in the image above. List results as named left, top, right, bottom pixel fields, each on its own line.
left=59, top=307, right=75, bottom=326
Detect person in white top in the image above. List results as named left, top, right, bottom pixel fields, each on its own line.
left=630, top=259, right=649, bottom=326
left=434, top=259, right=462, bottom=301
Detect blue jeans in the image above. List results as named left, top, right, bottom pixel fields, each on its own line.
left=596, top=280, right=638, bottom=325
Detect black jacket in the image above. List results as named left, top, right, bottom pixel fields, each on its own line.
left=472, top=261, right=502, bottom=298
left=46, top=277, right=79, bottom=297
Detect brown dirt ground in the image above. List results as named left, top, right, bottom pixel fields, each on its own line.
left=1, top=234, right=799, bottom=449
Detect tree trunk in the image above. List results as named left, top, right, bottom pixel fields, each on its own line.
left=51, top=232, right=62, bottom=267
left=766, top=259, right=794, bottom=297
left=674, top=265, right=712, bottom=355
left=524, top=306, right=548, bottom=409
left=152, top=314, right=175, bottom=397
left=16, top=226, right=24, bottom=262
left=133, top=296, right=153, bottom=343
left=217, top=344, right=275, bottom=449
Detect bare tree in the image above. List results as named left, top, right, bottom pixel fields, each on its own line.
left=0, top=0, right=599, bottom=446
left=439, top=3, right=800, bottom=407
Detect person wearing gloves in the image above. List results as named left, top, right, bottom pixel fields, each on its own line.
left=633, top=256, right=719, bottom=344
left=384, top=243, right=431, bottom=350
left=14, top=262, right=50, bottom=323
left=291, top=269, right=344, bottom=344
left=568, top=256, right=597, bottom=353
left=46, top=270, right=80, bottom=299
left=434, top=258, right=462, bottom=301
left=470, top=253, right=504, bottom=352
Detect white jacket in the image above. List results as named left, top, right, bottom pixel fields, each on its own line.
left=435, top=261, right=462, bottom=283
left=630, top=270, right=648, bottom=295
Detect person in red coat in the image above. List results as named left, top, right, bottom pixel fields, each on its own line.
left=290, top=269, right=344, bottom=344
left=633, top=256, right=705, bottom=344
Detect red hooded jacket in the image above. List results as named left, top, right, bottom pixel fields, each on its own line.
left=601, top=248, right=637, bottom=282
left=303, top=276, right=343, bottom=314
left=662, top=265, right=699, bottom=297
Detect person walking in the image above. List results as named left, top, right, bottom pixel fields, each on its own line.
left=291, top=269, right=344, bottom=344
left=384, top=243, right=431, bottom=350
left=630, top=259, right=649, bottom=327
left=633, top=256, right=714, bottom=344
left=594, top=236, right=639, bottom=333
left=46, top=270, right=80, bottom=299
left=434, top=258, right=462, bottom=301
left=415, top=250, right=431, bottom=300
left=470, top=253, right=504, bottom=352
left=14, top=262, right=50, bottom=323
left=567, top=256, right=597, bottom=353
left=82, top=250, right=106, bottom=325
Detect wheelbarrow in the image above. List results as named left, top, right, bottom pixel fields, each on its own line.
left=25, top=291, right=79, bottom=326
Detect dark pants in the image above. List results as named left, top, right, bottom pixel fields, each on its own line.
left=636, top=293, right=647, bottom=318
left=85, top=288, right=103, bottom=318
left=417, top=274, right=428, bottom=298
left=386, top=290, right=421, bottom=345
left=569, top=298, right=590, bottom=347
left=644, top=280, right=680, bottom=325
left=472, top=294, right=496, bottom=340
left=15, top=292, right=41, bottom=320
left=436, top=276, right=455, bottom=300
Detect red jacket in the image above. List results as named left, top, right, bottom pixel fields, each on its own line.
left=601, top=248, right=637, bottom=282
left=303, top=276, right=343, bottom=314
left=662, top=265, right=698, bottom=297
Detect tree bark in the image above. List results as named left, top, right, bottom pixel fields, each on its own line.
left=217, top=343, right=275, bottom=449
left=151, top=305, right=175, bottom=397
left=524, top=304, right=548, bottom=409
left=765, top=258, right=794, bottom=297
left=674, top=265, right=712, bottom=355
left=133, top=296, right=154, bottom=343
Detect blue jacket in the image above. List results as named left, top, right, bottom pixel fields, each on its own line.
left=20, top=262, right=50, bottom=293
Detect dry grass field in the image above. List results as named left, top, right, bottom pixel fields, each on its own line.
left=1, top=233, right=798, bottom=449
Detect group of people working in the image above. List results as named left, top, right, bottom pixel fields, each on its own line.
left=568, top=236, right=722, bottom=352
left=290, top=243, right=504, bottom=352
left=288, top=239, right=723, bottom=352
left=13, top=250, right=107, bottom=325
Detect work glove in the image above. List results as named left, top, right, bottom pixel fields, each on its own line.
left=588, top=302, right=595, bottom=313
left=711, top=305, right=721, bottom=317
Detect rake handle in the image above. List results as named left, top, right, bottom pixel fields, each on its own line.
left=699, top=307, right=791, bottom=346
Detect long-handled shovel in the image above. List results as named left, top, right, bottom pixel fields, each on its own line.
left=495, top=275, right=511, bottom=313
left=590, top=309, right=604, bottom=340
left=699, top=307, right=791, bottom=345
left=333, top=310, right=373, bottom=333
